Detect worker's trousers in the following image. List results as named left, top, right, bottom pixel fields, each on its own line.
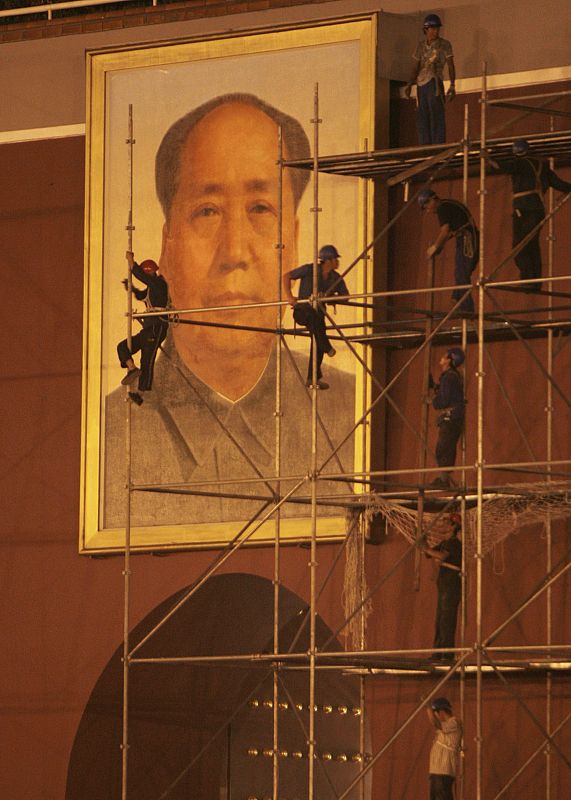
left=513, top=207, right=544, bottom=291
left=117, top=320, right=168, bottom=392
left=293, top=305, right=331, bottom=383
left=429, top=774, right=455, bottom=800
left=417, top=79, right=446, bottom=145
left=434, top=582, right=461, bottom=661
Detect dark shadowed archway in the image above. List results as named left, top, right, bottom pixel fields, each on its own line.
left=66, top=572, right=370, bottom=799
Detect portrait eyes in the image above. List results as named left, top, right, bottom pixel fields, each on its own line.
left=249, top=201, right=276, bottom=216
left=191, top=204, right=220, bottom=220
left=187, top=200, right=277, bottom=236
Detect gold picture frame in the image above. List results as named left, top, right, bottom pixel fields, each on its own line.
left=80, top=16, right=377, bottom=552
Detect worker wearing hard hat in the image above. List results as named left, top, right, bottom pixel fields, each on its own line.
left=428, top=347, right=466, bottom=489
left=425, top=695, right=463, bottom=799
left=405, top=14, right=456, bottom=144
left=418, top=189, right=479, bottom=314
left=488, top=139, right=571, bottom=292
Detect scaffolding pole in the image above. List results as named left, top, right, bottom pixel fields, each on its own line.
left=113, top=72, right=571, bottom=800
left=307, top=82, right=321, bottom=800
left=545, top=111, right=556, bottom=800
left=272, top=123, right=285, bottom=800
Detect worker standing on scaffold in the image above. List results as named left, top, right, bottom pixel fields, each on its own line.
left=422, top=512, right=463, bottom=664
left=428, top=347, right=465, bottom=489
left=117, top=250, right=169, bottom=406
left=404, top=14, right=456, bottom=145
left=425, top=695, right=462, bottom=799
left=489, top=139, right=571, bottom=293
left=419, top=189, right=479, bottom=314
left=283, top=244, right=348, bottom=391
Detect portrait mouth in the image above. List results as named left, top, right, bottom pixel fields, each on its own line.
left=206, top=291, right=266, bottom=308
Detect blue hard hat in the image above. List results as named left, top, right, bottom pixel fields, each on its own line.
left=319, top=244, right=341, bottom=261
left=424, top=14, right=443, bottom=28
left=418, top=188, right=437, bottom=208
left=512, top=139, right=530, bottom=156
left=447, top=347, right=465, bottom=368
left=431, top=697, right=452, bottom=712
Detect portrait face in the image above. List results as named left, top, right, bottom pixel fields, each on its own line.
left=159, top=101, right=299, bottom=372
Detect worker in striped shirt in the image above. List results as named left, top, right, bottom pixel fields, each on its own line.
left=427, top=696, right=462, bottom=800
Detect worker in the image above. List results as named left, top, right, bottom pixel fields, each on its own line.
left=489, top=139, right=571, bottom=292
left=428, top=347, right=465, bottom=489
left=425, top=696, right=462, bottom=799
left=283, top=244, right=349, bottom=390
left=423, top=512, right=463, bottom=663
left=117, top=250, right=169, bottom=406
left=405, top=14, right=456, bottom=145
left=419, top=189, right=479, bottom=314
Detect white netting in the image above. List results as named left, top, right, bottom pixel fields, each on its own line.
left=342, top=508, right=373, bottom=650
left=359, top=481, right=571, bottom=559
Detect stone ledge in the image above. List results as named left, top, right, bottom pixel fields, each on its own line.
left=0, top=0, right=329, bottom=42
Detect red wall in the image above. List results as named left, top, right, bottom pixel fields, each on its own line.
left=1, top=125, right=570, bottom=797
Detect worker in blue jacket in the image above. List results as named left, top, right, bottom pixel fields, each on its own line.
left=428, top=347, right=465, bottom=488
left=283, top=244, right=349, bottom=390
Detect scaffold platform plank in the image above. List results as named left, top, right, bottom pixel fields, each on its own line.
left=284, top=130, right=571, bottom=181
left=345, top=315, right=571, bottom=350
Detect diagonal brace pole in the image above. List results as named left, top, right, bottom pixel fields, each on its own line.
left=483, top=650, right=571, bottom=771
left=130, top=479, right=306, bottom=657
left=492, top=709, right=571, bottom=800
left=484, top=546, right=571, bottom=647
left=281, top=335, right=352, bottom=488
left=337, top=652, right=471, bottom=800
left=325, top=148, right=463, bottom=297
left=160, top=346, right=277, bottom=496
left=484, top=347, right=537, bottom=461
left=486, top=192, right=571, bottom=282
left=277, top=673, right=341, bottom=799
left=319, top=287, right=474, bottom=474
left=157, top=668, right=274, bottom=799
left=485, top=288, right=571, bottom=412
left=320, top=494, right=461, bottom=652
left=288, top=513, right=358, bottom=654
left=323, top=306, right=437, bottom=460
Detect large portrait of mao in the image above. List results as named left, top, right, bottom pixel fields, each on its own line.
left=81, top=18, right=377, bottom=552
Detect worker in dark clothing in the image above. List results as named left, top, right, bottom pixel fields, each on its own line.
left=489, top=139, right=571, bottom=292
left=117, top=250, right=169, bottom=406
left=419, top=189, right=479, bottom=314
left=283, top=244, right=349, bottom=390
left=428, top=347, right=465, bottom=488
left=404, top=14, right=456, bottom=145
left=423, top=512, right=462, bottom=663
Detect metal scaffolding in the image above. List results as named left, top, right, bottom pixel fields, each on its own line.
left=118, top=73, right=571, bottom=800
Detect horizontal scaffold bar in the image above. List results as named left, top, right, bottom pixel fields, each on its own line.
left=283, top=129, right=571, bottom=180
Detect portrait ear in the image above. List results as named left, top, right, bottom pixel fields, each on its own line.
left=159, top=223, right=172, bottom=281
left=293, top=215, right=300, bottom=264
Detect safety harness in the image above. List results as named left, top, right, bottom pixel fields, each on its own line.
left=445, top=199, right=478, bottom=258
left=512, top=158, right=544, bottom=208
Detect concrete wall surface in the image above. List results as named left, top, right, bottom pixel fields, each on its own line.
left=1, top=0, right=570, bottom=134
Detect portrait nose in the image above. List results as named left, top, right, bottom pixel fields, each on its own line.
left=218, top=208, right=249, bottom=272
